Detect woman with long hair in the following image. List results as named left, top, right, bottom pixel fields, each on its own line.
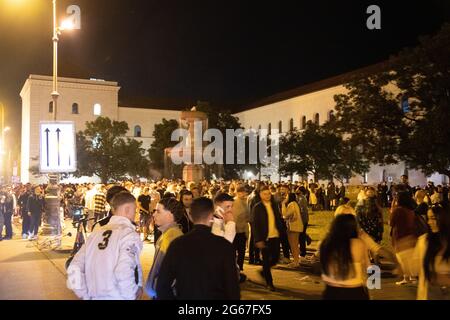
left=355, top=187, right=384, bottom=243
left=391, top=191, right=419, bottom=285
left=281, top=193, right=303, bottom=267
left=416, top=204, right=450, bottom=299
left=320, top=214, right=370, bottom=300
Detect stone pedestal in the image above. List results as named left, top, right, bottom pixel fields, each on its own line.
left=179, top=108, right=208, bottom=183
left=183, top=164, right=204, bottom=183
left=40, top=175, right=61, bottom=237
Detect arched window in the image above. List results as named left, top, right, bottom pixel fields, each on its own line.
left=328, top=110, right=335, bottom=121
left=301, top=116, right=306, bottom=129
left=72, top=103, right=79, bottom=114
left=49, top=101, right=53, bottom=113
left=278, top=121, right=282, bottom=133
left=314, top=113, right=320, bottom=125
left=93, top=103, right=102, bottom=116
left=134, top=125, right=142, bottom=137
left=268, top=123, right=272, bottom=135
left=289, top=118, right=294, bottom=131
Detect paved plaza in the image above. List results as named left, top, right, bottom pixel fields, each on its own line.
left=0, top=218, right=418, bottom=300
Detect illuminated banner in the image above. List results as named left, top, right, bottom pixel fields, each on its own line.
left=39, top=121, right=77, bottom=173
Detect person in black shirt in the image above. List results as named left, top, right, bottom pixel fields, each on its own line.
left=138, top=187, right=152, bottom=241
left=156, top=197, right=240, bottom=300
left=18, top=187, right=31, bottom=239
left=26, top=187, right=45, bottom=240
left=178, top=190, right=194, bottom=234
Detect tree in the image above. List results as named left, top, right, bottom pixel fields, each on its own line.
left=279, top=121, right=369, bottom=182
left=148, top=118, right=181, bottom=176
left=196, top=101, right=254, bottom=179
left=333, top=23, right=450, bottom=178
left=73, top=117, right=149, bottom=183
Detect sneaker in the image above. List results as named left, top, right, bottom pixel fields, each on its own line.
left=239, top=273, right=247, bottom=283
left=409, top=277, right=418, bottom=284
left=22, top=234, right=28, bottom=240
left=267, top=284, right=276, bottom=292
left=257, top=269, right=265, bottom=282
left=395, top=279, right=408, bottom=285
left=286, top=262, right=299, bottom=269
left=280, top=257, right=291, bottom=264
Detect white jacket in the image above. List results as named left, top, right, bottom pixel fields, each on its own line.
left=67, top=215, right=143, bottom=300
left=211, top=209, right=236, bottom=243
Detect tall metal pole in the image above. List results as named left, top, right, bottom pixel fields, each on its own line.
left=52, top=0, right=59, bottom=121
left=42, top=0, right=61, bottom=241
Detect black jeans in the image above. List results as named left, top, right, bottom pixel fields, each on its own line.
left=3, top=211, right=13, bottom=238
left=279, top=222, right=291, bottom=259
left=233, top=233, right=247, bottom=271
left=21, top=211, right=30, bottom=235
left=261, top=238, right=280, bottom=286
left=30, top=212, right=42, bottom=236
left=249, top=225, right=261, bottom=263
left=299, top=223, right=309, bottom=257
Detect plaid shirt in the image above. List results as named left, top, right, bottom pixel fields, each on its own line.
left=94, top=193, right=107, bottom=214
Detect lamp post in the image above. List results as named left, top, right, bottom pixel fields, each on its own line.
left=51, top=0, right=59, bottom=122
left=42, top=1, right=79, bottom=240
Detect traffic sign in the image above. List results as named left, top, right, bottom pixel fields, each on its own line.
left=40, top=121, right=77, bottom=173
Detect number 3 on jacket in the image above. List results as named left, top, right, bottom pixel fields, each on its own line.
left=98, top=230, right=113, bottom=250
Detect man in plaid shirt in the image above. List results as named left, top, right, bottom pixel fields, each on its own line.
left=94, top=185, right=107, bottom=222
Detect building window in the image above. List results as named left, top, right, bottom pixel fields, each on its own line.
left=268, top=123, right=271, bottom=135
left=278, top=121, right=282, bottom=133
left=134, top=125, right=142, bottom=137
left=72, top=103, right=79, bottom=114
left=49, top=101, right=53, bottom=113
left=301, top=116, right=306, bottom=129
left=314, top=113, right=320, bottom=125
left=289, top=118, right=294, bottom=131
left=328, top=110, right=335, bottom=121
left=93, top=103, right=101, bottom=116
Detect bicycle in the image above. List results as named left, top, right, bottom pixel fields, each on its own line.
left=37, top=234, right=63, bottom=250
left=64, top=209, right=96, bottom=270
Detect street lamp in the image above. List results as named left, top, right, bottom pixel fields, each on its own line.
left=44, top=1, right=80, bottom=241
left=51, top=0, right=77, bottom=121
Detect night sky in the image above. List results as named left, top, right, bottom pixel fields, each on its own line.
left=0, top=0, right=449, bottom=148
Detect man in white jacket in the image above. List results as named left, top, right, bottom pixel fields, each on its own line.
left=67, top=191, right=143, bottom=300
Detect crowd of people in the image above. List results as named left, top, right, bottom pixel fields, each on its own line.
left=1, top=175, right=449, bottom=300
left=326, top=175, right=450, bottom=300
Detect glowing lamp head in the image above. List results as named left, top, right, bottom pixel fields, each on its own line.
left=60, top=19, right=75, bottom=31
